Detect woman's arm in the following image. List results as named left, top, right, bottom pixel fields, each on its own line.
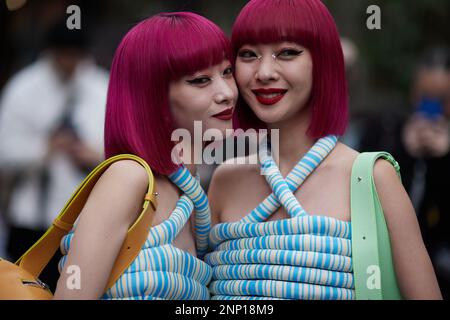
left=53, top=160, right=148, bottom=299
left=374, top=159, right=442, bottom=299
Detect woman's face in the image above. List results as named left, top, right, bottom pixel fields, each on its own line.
left=235, top=42, right=313, bottom=125
left=169, top=59, right=238, bottom=137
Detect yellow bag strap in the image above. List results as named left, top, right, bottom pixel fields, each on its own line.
left=15, top=154, right=157, bottom=292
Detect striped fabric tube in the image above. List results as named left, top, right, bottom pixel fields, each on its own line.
left=260, top=159, right=306, bottom=218
left=58, top=165, right=213, bottom=300
left=206, top=248, right=353, bottom=273
left=215, top=234, right=352, bottom=256
left=209, top=279, right=354, bottom=300
left=212, top=295, right=287, bottom=300
left=242, top=136, right=338, bottom=223
left=169, top=166, right=211, bottom=258
left=210, top=214, right=351, bottom=248
left=212, top=264, right=354, bottom=288
left=258, top=137, right=306, bottom=217
left=206, top=135, right=356, bottom=300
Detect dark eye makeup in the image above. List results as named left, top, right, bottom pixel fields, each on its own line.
left=237, top=50, right=258, bottom=59
left=223, top=66, right=234, bottom=76
left=277, top=48, right=303, bottom=58
left=237, top=47, right=304, bottom=60
left=185, top=77, right=211, bottom=85
left=185, top=65, right=234, bottom=85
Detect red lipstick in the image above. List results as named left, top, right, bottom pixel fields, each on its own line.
left=252, top=88, right=288, bottom=105
left=212, top=107, right=234, bottom=121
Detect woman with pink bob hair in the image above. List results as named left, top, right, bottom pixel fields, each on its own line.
left=207, top=0, right=442, bottom=300
left=54, top=12, right=238, bottom=299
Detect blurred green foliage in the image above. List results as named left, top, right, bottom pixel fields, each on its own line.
left=324, top=0, right=450, bottom=99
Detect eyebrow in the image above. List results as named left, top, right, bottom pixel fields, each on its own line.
left=240, top=42, right=303, bottom=49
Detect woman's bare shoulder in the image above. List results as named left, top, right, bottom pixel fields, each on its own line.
left=335, top=142, right=360, bottom=159
left=211, top=155, right=261, bottom=187
left=107, top=159, right=149, bottom=185
left=79, top=159, right=150, bottom=223
left=321, top=142, right=360, bottom=172
left=54, top=159, right=150, bottom=299
left=207, top=155, right=261, bottom=217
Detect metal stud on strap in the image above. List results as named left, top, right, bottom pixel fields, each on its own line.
left=144, top=192, right=158, bottom=210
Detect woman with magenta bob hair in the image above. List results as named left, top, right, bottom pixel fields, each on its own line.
left=54, top=12, right=238, bottom=299
left=206, top=0, right=442, bottom=300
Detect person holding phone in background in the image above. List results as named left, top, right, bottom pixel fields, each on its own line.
left=403, top=49, right=450, bottom=159
left=360, top=47, right=450, bottom=298
left=402, top=48, right=450, bottom=298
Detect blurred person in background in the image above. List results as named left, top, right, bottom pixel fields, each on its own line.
left=403, top=47, right=450, bottom=298
left=339, top=37, right=363, bottom=150
left=360, top=47, right=450, bottom=298
left=0, top=19, right=108, bottom=287
left=0, top=208, right=7, bottom=259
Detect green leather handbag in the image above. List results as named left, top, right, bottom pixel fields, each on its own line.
left=351, top=152, right=403, bottom=300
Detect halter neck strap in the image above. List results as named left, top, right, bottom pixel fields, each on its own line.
left=241, top=135, right=338, bottom=223
left=169, top=166, right=211, bottom=258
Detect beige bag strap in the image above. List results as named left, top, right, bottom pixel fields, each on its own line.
left=15, top=154, right=157, bottom=291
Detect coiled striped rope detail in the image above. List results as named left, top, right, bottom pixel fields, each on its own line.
left=206, top=136, right=355, bottom=300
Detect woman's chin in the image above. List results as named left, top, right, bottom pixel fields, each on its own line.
left=252, top=109, right=286, bottom=125
left=202, top=124, right=232, bottom=138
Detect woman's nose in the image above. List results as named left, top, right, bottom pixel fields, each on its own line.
left=255, top=55, right=280, bottom=83
left=214, top=79, right=236, bottom=105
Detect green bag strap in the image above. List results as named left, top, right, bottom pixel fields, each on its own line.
left=15, top=154, right=157, bottom=291
left=351, top=151, right=402, bottom=300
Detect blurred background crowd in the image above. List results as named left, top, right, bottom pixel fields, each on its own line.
left=0, top=0, right=449, bottom=298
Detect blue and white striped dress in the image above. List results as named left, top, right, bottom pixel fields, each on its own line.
left=59, top=166, right=213, bottom=300
left=205, top=135, right=355, bottom=300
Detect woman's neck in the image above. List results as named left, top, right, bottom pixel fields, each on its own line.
left=267, top=110, right=315, bottom=177
left=175, top=139, right=199, bottom=176
left=184, top=163, right=197, bottom=176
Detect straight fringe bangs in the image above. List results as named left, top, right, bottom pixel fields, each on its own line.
left=232, top=0, right=348, bottom=138
left=105, top=12, right=232, bottom=175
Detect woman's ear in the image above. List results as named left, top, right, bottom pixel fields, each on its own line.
left=170, top=141, right=184, bottom=166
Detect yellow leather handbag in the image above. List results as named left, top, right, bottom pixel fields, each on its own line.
left=0, top=154, right=157, bottom=300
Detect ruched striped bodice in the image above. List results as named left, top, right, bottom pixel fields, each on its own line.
left=59, top=166, right=213, bottom=300
left=205, top=135, right=355, bottom=300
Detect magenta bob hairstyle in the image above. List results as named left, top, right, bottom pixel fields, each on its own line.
left=104, top=12, right=232, bottom=175
left=231, top=0, right=348, bottom=138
